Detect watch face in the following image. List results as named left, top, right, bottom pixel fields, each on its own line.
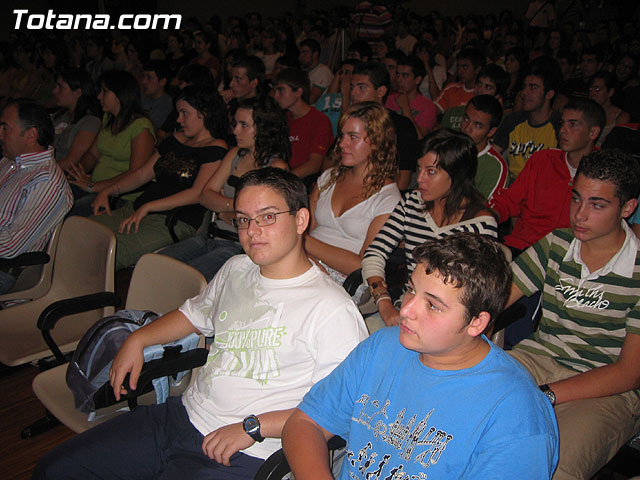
left=545, top=390, right=556, bottom=404
left=244, top=416, right=259, bottom=431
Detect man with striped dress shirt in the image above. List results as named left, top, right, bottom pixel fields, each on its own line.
left=0, top=100, right=73, bottom=293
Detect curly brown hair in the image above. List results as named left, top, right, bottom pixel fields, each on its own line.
left=322, top=102, right=397, bottom=199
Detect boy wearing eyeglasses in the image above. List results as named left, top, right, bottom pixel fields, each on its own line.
left=35, top=167, right=367, bottom=480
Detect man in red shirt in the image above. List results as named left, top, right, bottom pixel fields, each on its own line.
left=385, top=56, right=437, bottom=138
left=273, top=68, right=333, bottom=180
left=488, top=98, right=605, bottom=256
left=435, top=47, right=484, bottom=113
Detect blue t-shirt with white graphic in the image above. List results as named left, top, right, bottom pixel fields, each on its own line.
left=298, top=327, right=559, bottom=479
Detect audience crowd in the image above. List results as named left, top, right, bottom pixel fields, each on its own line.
left=2, top=2, right=640, bottom=479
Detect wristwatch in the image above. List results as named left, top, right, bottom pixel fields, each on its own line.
left=243, top=414, right=265, bottom=442
left=539, top=384, right=556, bottom=406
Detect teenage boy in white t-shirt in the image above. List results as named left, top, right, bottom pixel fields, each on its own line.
left=35, top=167, right=367, bottom=480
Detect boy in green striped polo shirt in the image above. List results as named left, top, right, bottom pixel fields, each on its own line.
left=505, top=149, right=640, bottom=480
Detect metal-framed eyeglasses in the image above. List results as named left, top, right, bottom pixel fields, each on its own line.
left=232, top=211, right=295, bottom=230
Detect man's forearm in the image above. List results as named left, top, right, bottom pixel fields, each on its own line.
left=256, top=409, right=297, bottom=438
left=550, top=361, right=640, bottom=404
left=282, top=409, right=333, bottom=480
left=129, top=309, right=199, bottom=349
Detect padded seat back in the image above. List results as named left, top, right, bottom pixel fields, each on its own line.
left=0, top=217, right=116, bottom=366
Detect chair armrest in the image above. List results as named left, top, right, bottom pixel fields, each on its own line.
left=92, top=347, right=209, bottom=410
left=0, top=251, right=50, bottom=269
left=164, top=207, right=185, bottom=243
left=37, top=292, right=121, bottom=365
left=254, top=436, right=346, bottom=480
left=165, top=205, right=203, bottom=243
left=343, top=269, right=363, bottom=297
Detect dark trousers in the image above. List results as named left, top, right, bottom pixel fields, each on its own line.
left=33, top=397, right=263, bottom=480
left=503, top=245, right=541, bottom=350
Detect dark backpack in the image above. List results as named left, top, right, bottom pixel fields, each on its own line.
left=66, top=309, right=199, bottom=415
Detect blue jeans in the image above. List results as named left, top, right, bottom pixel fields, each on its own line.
left=33, top=397, right=264, bottom=480
left=0, top=270, right=16, bottom=294
left=158, top=232, right=243, bottom=282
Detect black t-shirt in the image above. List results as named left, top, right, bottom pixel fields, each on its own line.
left=388, top=109, right=420, bottom=173
left=134, top=135, right=227, bottom=228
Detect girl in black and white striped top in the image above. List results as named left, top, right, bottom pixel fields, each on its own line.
left=362, top=129, right=499, bottom=327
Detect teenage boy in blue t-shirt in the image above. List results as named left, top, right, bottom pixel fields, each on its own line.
left=282, top=233, right=559, bottom=480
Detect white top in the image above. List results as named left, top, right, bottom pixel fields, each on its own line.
left=311, top=169, right=401, bottom=254
left=180, top=255, right=367, bottom=459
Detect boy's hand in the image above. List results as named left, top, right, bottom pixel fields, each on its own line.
left=109, top=335, right=145, bottom=401
left=202, top=423, right=255, bottom=465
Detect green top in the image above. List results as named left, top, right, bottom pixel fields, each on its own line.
left=93, top=115, right=155, bottom=201
left=513, top=226, right=640, bottom=374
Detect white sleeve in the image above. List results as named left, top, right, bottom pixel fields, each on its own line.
left=307, top=296, right=368, bottom=384
left=370, top=184, right=402, bottom=217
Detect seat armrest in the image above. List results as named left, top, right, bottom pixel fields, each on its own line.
left=254, top=435, right=346, bottom=480
left=37, top=292, right=121, bottom=365
left=92, top=347, right=209, bottom=410
left=0, top=252, right=50, bottom=269
left=343, top=269, right=363, bottom=297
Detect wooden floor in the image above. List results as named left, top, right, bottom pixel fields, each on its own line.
left=0, top=364, right=75, bottom=480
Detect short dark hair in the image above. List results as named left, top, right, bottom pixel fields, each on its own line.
left=457, top=47, right=485, bottom=69
left=398, top=55, right=426, bottom=83
left=234, top=166, right=309, bottom=212
left=353, top=61, right=390, bottom=91
left=477, top=64, right=509, bottom=98
left=581, top=46, right=605, bottom=64
left=412, top=233, right=511, bottom=325
left=527, top=55, right=562, bottom=97
left=590, top=70, right=616, bottom=91
left=413, top=40, right=436, bottom=68
left=384, top=50, right=407, bottom=65
left=300, top=38, right=321, bottom=55
left=175, top=86, right=229, bottom=139
left=576, top=149, right=640, bottom=206
left=177, top=64, right=215, bottom=88
left=8, top=99, right=54, bottom=148
left=468, top=95, right=503, bottom=129
left=273, top=68, right=310, bottom=104
left=232, top=55, right=266, bottom=84
left=563, top=98, right=606, bottom=131
left=347, top=40, right=373, bottom=61
left=143, top=60, right=171, bottom=82
left=338, top=58, right=361, bottom=71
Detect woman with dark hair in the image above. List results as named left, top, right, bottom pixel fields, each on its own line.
left=256, top=27, right=283, bottom=77
left=362, top=129, right=498, bottom=329
left=89, top=86, right=229, bottom=270
left=51, top=68, right=102, bottom=170
left=165, top=32, right=189, bottom=81
left=67, top=70, right=155, bottom=214
left=0, top=38, right=46, bottom=101
left=588, top=71, right=630, bottom=146
left=503, top=46, right=527, bottom=112
left=305, top=103, right=401, bottom=299
left=159, top=95, right=290, bottom=280
left=190, top=31, right=221, bottom=83
left=414, top=40, right=447, bottom=100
